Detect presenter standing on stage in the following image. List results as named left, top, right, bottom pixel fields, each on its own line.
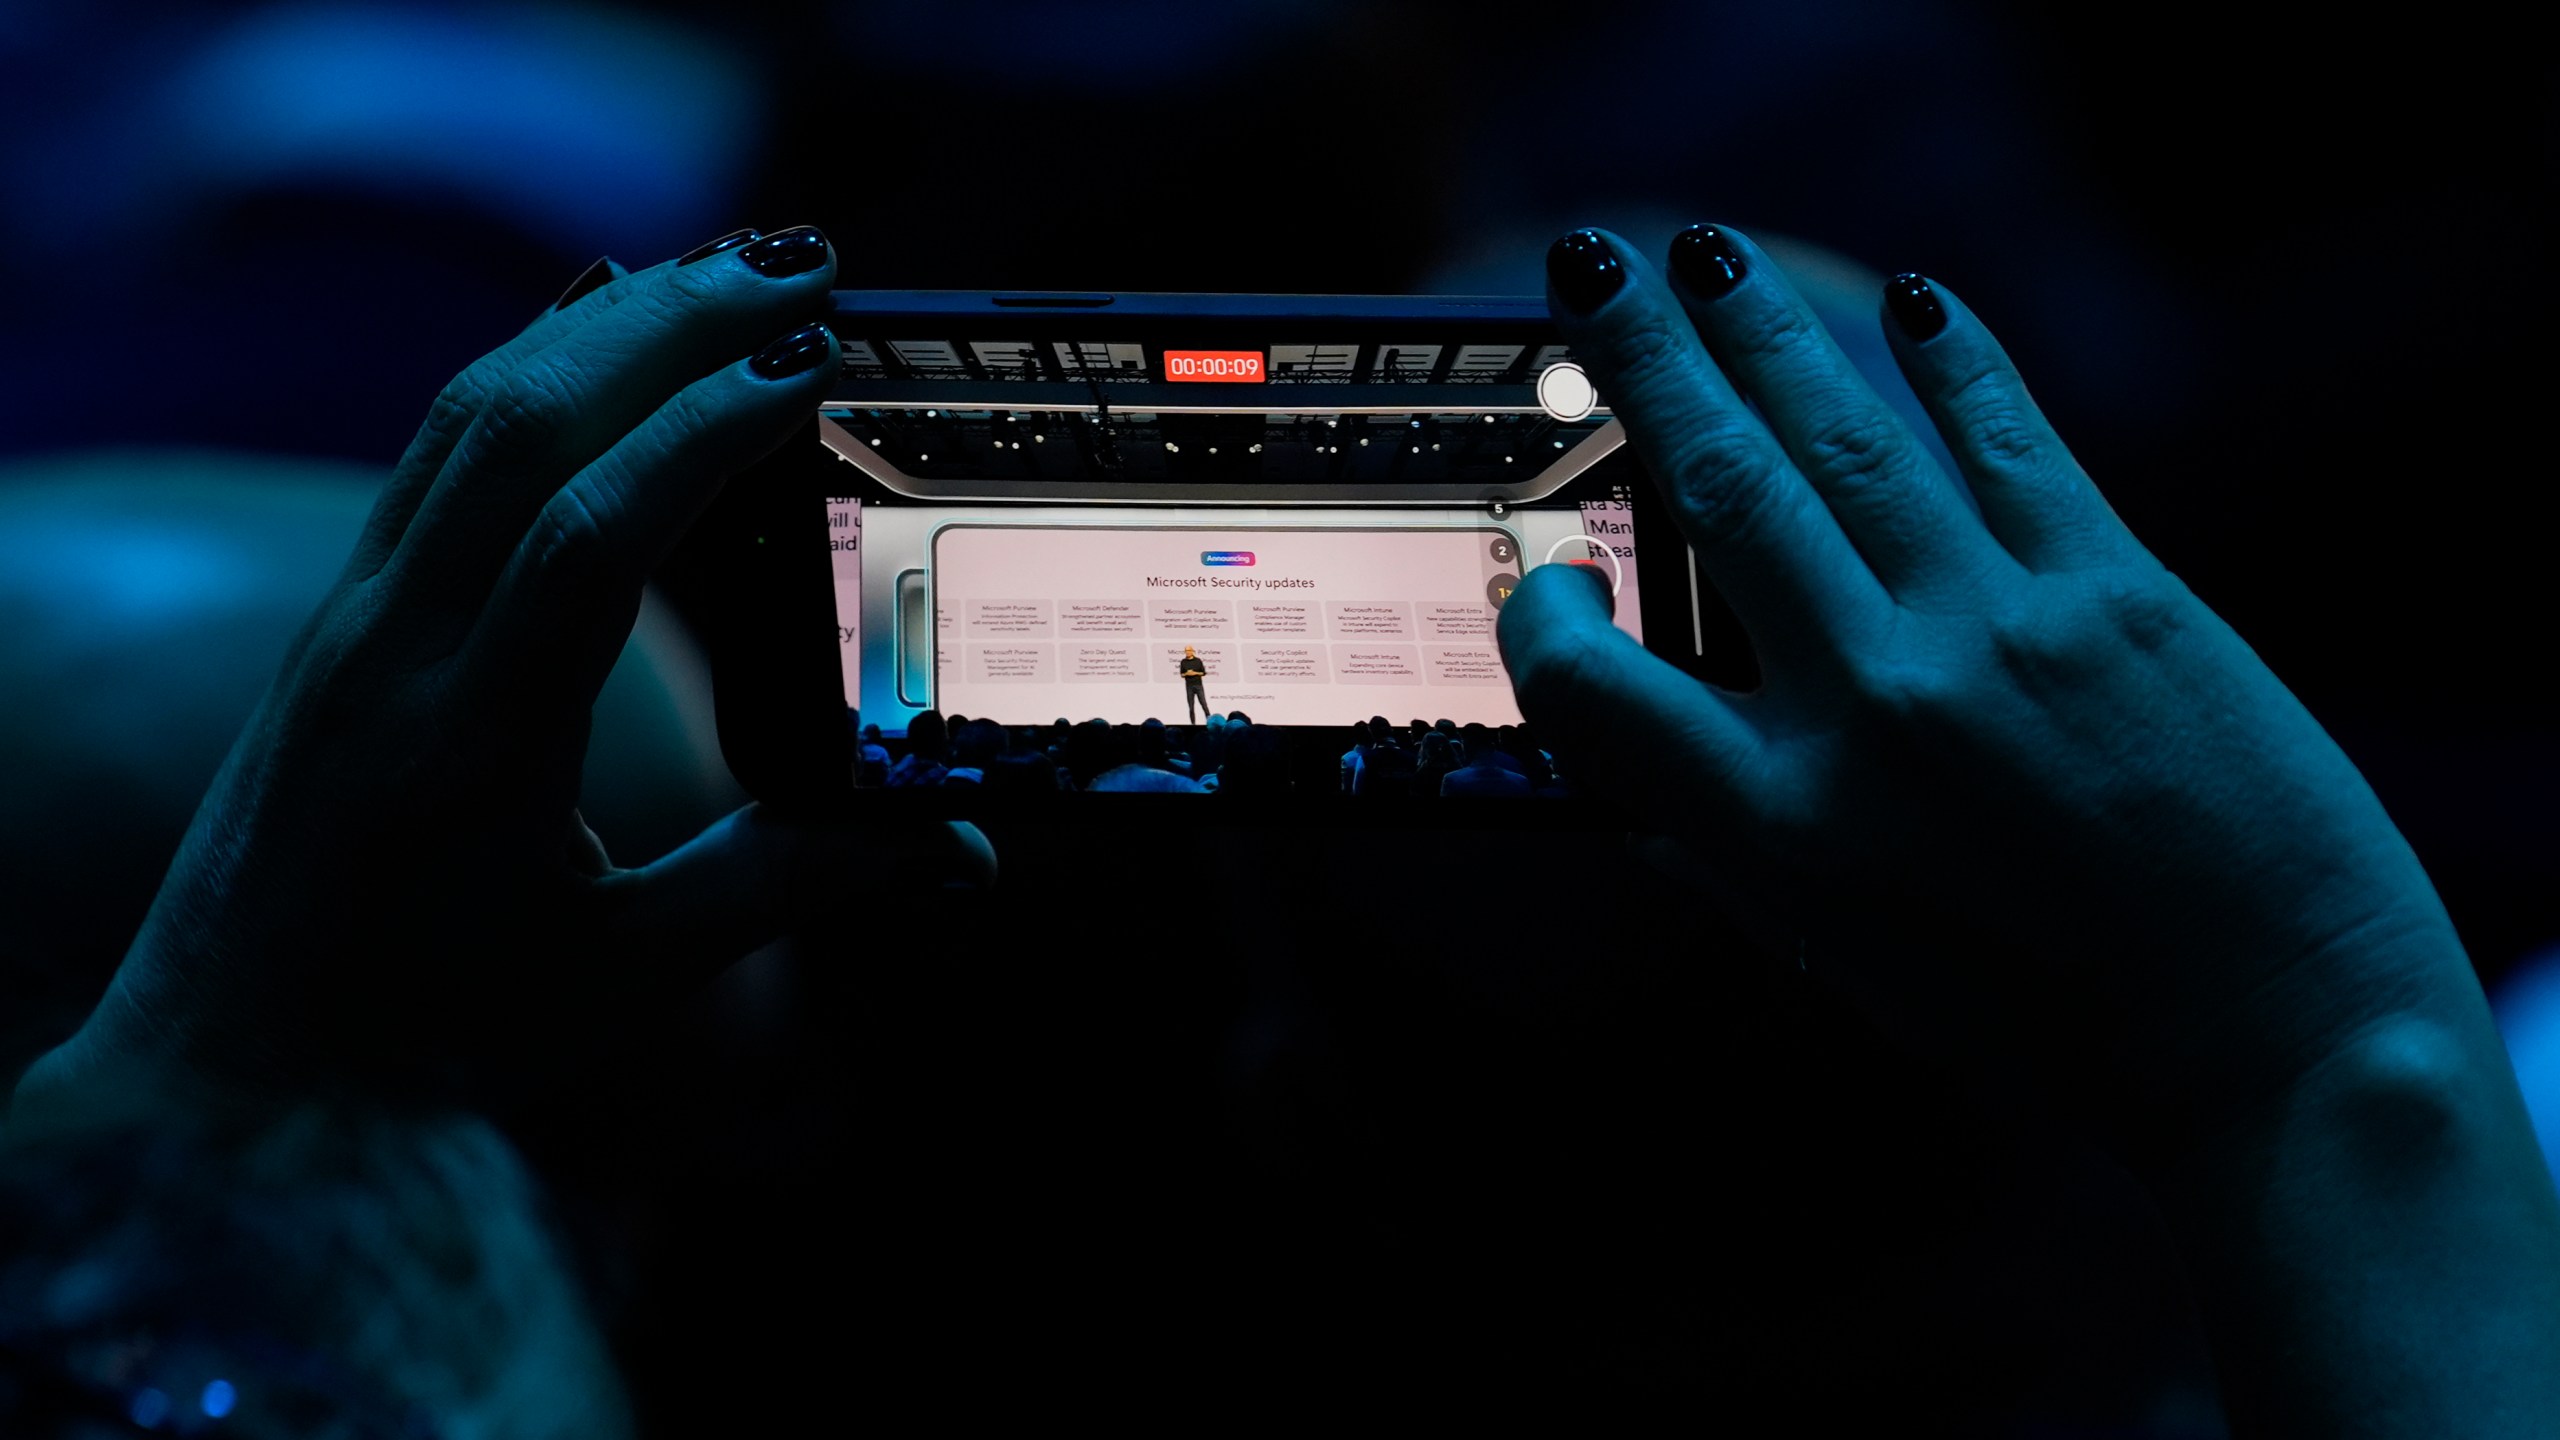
left=1177, top=645, right=1212, bottom=724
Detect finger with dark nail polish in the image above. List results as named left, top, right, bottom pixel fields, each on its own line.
left=1545, top=229, right=1625, bottom=314
left=738, top=226, right=830, bottom=278
left=749, top=322, right=835, bottom=379
left=678, top=228, right=760, bottom=267
left=552, top=256, right=616, bottom=310
left=1886, top=272, right=1947, bottom=341
left=1668, top=224, right=1746, bottom=300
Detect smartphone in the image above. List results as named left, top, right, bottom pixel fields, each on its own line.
left=690, top=290, right=1750, bottom=822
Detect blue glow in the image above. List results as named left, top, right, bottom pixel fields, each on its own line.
left=848, top=0, right=1326, bottom=82
left=6, top=5, right=756, bottom=259
left=0, top=516, right=262, bottom=632
left=2494, top=946, right=2560, bottom=1191
left=201, top=1378, right=237, bottom=1418
left=130, top=1386, right=171, bottom=1428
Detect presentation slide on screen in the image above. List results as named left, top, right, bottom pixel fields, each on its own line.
left=828, top=502, right=1644, bottom=732
left=930, top=524, right=1579, bottom=726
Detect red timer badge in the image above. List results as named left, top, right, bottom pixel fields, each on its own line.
left=1162, top=350, right=1265, bottom=382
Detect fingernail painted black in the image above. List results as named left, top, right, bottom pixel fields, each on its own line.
left=552, top=256, right=615, bottom=310
left=750, top=323, right=834, bottom=380
left=739, top=226, right=829, bottom=278
left=1668, top=224, right=1746, bottom=299
left=678, top=228, right=759, bottom=266
left=1886, top=273, right=1947, bottom=341
left=1545, top=230, right=1624, bottom=314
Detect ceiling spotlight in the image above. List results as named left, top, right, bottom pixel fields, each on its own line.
left=1208, top=447, right=1217, bottom=454
left=1249, top=443, right=1262, bottom=453
left=1504, top=455, right=1514, bottom=463
left=1166, top=442, right=1179, bottom=452
left=1034, top=434, right=1045, bottom=442
left=1411, top=445, right=1421, bottom=453
left=1359, top=437, right=1370, bottom=446
left=925, top=410, right=938, bottom=418
left=919, top=453, right=930, bottom=461
left=1482, top=415, right=1495, bottom=423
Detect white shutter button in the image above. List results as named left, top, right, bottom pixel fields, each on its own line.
left=1535, top=361, right=1597, bottom=423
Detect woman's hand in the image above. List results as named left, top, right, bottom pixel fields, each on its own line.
left=20, top=228, right=989, bottom=1101
left=1503, top=225, right=2464, bottom=1124
left=1498, top=225, right=2560, bottom=1433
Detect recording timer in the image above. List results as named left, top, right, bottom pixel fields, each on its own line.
left=1163, top=350, right=1265, bottom=382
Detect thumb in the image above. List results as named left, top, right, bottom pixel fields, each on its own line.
left=1496, top=561, right=1758, bottom=831
left=592, top=804, right=994, bottom=994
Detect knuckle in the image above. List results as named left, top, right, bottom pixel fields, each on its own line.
left=421, top=354, right=510, bottom=441
left=1849, top=652, right=1956, bottom=722
left=2093, top=569, right=2191, bottom=655
left=475, top=365, right=580, bottom=463
left=1722, top=301, right=1821, bottom=367
left=649, top=384, right=725, bottom=457
left=625, top=262, right=729, bottom=334
left=1797, top=408, right=1906, bottom=495
left=423, top=378, right=481, bottom=436
left=580, top=269, right=643, bottom=312
left=1841, top=609, right=1959, bottom=717
left=1595, top=308, right=1703, bottom=408
left=1981, top=569, right=2190, bottom=692
left=1588, top=310, right=1804, bottom=553
left=1945, top=369, right=2047, bottom=469
left=659, top=256, right=731, bottom=307
left=523, top=483, right=621, bottom=593
left=1973, top=415, right=2046, bottom=472
left=1656, top=432, right=1792, bottom=547
left=1985, top=594, right=2090, bottom=690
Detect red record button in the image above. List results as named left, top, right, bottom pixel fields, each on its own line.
left=1163, top=350, right=1265, bottom=382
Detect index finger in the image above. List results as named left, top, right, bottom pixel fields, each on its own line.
left=1545, top=228, right=1890, bottom=667
left=458, top=321, right=839, bottom=719
left=345, top=254, right=640, bottom=583
left=381, top=227, right=836, bottom=628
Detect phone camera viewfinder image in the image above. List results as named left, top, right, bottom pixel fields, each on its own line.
left=742, top=292, right=1707, bottom=810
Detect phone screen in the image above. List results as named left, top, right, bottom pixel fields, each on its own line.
left=826, top=486, right=1643, bottom=729
left=805, top=296, right=1674, bottom=797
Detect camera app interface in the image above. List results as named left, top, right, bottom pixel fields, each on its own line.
left=814, top=298, right=1653, bottom=793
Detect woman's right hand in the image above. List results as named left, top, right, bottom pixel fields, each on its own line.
left=1500, top=224, right=2476, bottom=1129
left=1496, top=225, right=2560, bottom=1432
